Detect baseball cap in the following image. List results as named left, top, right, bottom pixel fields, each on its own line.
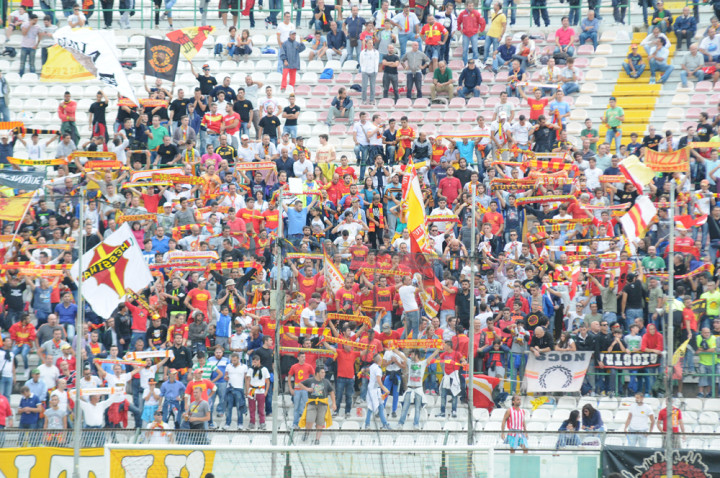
left=609, top=96, right=617, bottom=101
left=296, top=136, right=305, bottom=141
left=169, top=369, right=178, bottom=375
left=202, top=64, right=210, bottom=69
left=241, top=134, right=250, bottom=140
left=31, top=369, right=40, bottom=374
left=226, top=279, right=236, bottom=286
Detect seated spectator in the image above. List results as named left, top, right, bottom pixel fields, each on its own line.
left=430, top=61, right=454, bottom=102
left=326, top=21, right=347, bottom=63
left=648, top=36, right=674, bottom=85
left=538, top=57, right=562, bottom=97
left=673, top=6, right=697, bottom=51
left=556, top=410, right=581, bottom=448
left=649, top=0, right=672, bottom=34
left=505, top=60, right=525, bottom=98
left=700, top=27, right=720, bottom=62
left=307, top=30, right=328, bottom=61
left=623, top=44, right=645, bottom=79
left=578, top=10, right=599, bottom=51
left=554, top=16, right=576, bottom=58
left=512, top=34, right=536, bottom=70
left=581, top=403, right=605, bottom=432
left=641, top=26, right=670, bottom=56
left=326, top=87, right=354, bottom=126
left=680, top=44, right=705, bottom=88
left=560, top=57, right=580, bottom=95
left=456, top=60, right=482, bottom=98
left=492, top=36, right=515, bottom=73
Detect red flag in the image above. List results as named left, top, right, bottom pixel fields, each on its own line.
left=468, top=374, right=501, bottom=411
left=676, top=214, right=708, bottom=230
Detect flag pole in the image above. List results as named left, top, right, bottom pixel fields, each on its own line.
left=73, top=188, right=86, bottom=478
left=665, top=179, right=675, bottom=478
left=3, top=190, right=38, bottom=260
left=271, top=205, right=284, bottom=478
left=467, top=183, right=476, bottom=446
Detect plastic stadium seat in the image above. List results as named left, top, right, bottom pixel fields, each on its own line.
left=580, top=82, right=597, bottom=94
left=532, top=409, right=552, bottom=421
left=255, top=59, right=272, bottom=71
left=325, top=60, right=342, bottom=71
left=448, top=60, right=464, bottom=71
left=342, top=60, right=358, bottom=72
left=394, top=98, right=411, bottom=109
left=672, top=93, right=690, bottom=105
left=704, top=399, right=720, bottom=412
left=575, top=95, right=593, bottom=108
left=447, top=97, right=465, bottom=109
left=443, top=111, right=460, bottom=123
left=420, top=123, right=437, bottom=136
left=490, top=84, right=506, bottom=95
left=438, top=123, right=455, bottom=135
left=573, top=57, right=589, bottom=68
left=584, top=69, right=603, bottom=81
left=691, top=94, right=708, bottom=105
left=546, top=32, right=555, bottom=43
left=481, top=71, right=494, bottom=83
left=589, top=57, right=607, bottom=69
left=699, top=411, right=719, bottom=425
left=251, top=34, right=267, bottom=47
left=307, top=60, right=324, bottom=72
left=710, top=93, right=720, bottom=104
left=294, top=84, right=311, bottom=96
left=667, top=107, right=686, bottom=119
left=577, top=45, right=594, bottom=56
left=311, top=84, right=330, bottom=97
left=662, top=120, right=681, bottom=133
left=24, top=98, right=41, bottom=110
left=466, top=97, right=483, bottom=108
left=460, top=110, right=477, bottom=123
left=413, top=97, right=430, bottom=109
left=595, top=44, right=613, bottom=56
left=695, top=81, right=712, bottom=92
left=335, top=72, right=353, bottom=84
left=567, top=121, right=583, bottom=135
left=600, top=31, right=617, bottom=43
left=377, top=98, right=395, bottom=109
left=14, top=85, right=30, bottom=98
left=407, top=111, right=424, bottom=123
left=569, top=108, right=588, bottom=122
left=424, top=110, right=443, bottom=123
left=495, top=71, right=509, bottom=83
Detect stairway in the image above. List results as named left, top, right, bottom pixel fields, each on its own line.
left=600, top=31, right=677, bottom=140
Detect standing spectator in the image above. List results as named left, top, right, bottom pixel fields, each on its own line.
left=401, top=41, right=430, bottom=100
left=696, top=327, right=717, bottom=397
left=381, top=44, right=400, bottom=102
left=9, top=313, right=36, bottom=374
left=88, top=91, right=109, bottom=141
left=420, top=15, right=447, bottom=73
left=0, top=72, right=9, bottom=122
left=364, top=353, right=391, bottom=429
left=648, top=37, right=674, bottom=85
left=501, top=395, right=528, bottom=453
left=674, top=7, right=697, bottom=50
left=276, top=12, right=294, bottom=73
left=554, top=16, right=576, bottom=58
left=245, top=354, right=269, bottom=430
left=279, top=30, right=306, bottom=93
left=611, top=0, right=626, bottom=24
left=359, top=38, right=379, bottom=106
left=484, top=2, right=506, bottom=63
left=657, top=399, right=685, bottom=449
left=623, top=44, right=645, bottom=79
left=0, top=392, right=12, bottom=447
left=578, top=10, right=599, bottom=51
left=18, top=13, right=39, bottom=77
left=343, top=5, right=365, bottom=63
left=297, top=366, right=336, bottom=444
left=18, top=385, right=43, bottom=446
left=436, top=3, right=457, bottom=64
left=391, top=5, right=420, bottom=58
left=183, top=387, right=211, bottom=444
left=0, top=337, right=13, bottom=402
left=326, top=87, right=354, bottom=126
left=456, top=60, right=482, bottom=98
left=531, top=0, right=549, bottom=28
left=58, top=91, right=79, bottom=145
left=602, top=96, right=624, bottom=155
left=624, top=392, right=655, bottom=447
left=431, top=61, right=454, bottom=102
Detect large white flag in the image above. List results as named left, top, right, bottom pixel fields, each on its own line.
left=53, top=26, right=138, bottom=104
left=70, top=223, right=152, bottom=319
left=524, top=351, right=592, bottom=393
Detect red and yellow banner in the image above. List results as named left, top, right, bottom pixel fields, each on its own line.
left=7, top=157, right=67, bottom=166
left=645, top=147, right=690, bottom=172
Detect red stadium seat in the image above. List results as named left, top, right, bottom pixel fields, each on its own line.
left=424, top=110, right=443, bottom=123
left=407, top=111, right=424, bottom=123
left=690, top=94, right=707, bottom=105
left=467, top=97, right=484, bottom=108
left=396, top=98, right=413, bottom=109
left=448, top=97, right=466, bottom=109
left=413, top=98, right=430, bottom=109
left=696, top=81, right=712, bottom=93
left=443, top=110, right=460, bottom=123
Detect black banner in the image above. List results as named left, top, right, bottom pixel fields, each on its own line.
left=603, top=445, right=720, bottom=477
left=144, top=38, right=180, bottom=82
left=597, top=351, right=661, bottom=369
left=0, top=169, right=46, bottom=190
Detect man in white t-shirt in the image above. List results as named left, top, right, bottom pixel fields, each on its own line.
left=429, top=197, right=455, bottom=234
left=300, top=299, right=319, bottom=329
left=224, top=352, right=248, bottom=429
left=37, top=354, right=60, bottom=390
left=398, top=348, right=440, bottom=429
left=398, top=274, right=425, bottom=340
left=364, top=353, right=391, bottom=430
left=624, top=392, right=655, bottom=447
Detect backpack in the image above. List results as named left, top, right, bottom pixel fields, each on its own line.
left=1, top=47, right=16, bottom=58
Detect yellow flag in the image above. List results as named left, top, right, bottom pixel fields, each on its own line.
left=0, top=193, right=34, bottom=221
left=40, top=44, right=94, bottom=83
left=672, top=337, right=691, bottom=366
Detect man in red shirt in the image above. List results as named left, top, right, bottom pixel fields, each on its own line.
left=334, top=277, right=360, bottom=313
left=437, top=166, right=462, bottom=205
left=262, top=201, right=280, bottom=234
left=334, top=156, right=357, bottom=181
left=482, top=200, right=504, bottom=236
left=292, top=263, right=320, bottom=305
left=222, top=103, right=241, bottom=148
left=420, top=15, right=448, bottom=72
left=184, top=368, right=216, bottom=411
left=201, top=103, right=224, bottom=149
left=657, top=401, right=685, bottom=448
left=373, top=275, right=395, bottom=328
left=287, top=352, right=316, bottom=427
left=184, top=278, right=212, bottom=322
left=436, top=340, right=466, bottom=418
left=520, top=87, right=549, bottom=123
left=456, top=2, right=485, bottom=65
left=324, top=325, right=361, bottom=418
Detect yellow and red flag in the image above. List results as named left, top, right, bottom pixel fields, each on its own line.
left=40, top=44, right=94, bottom=83
left=619, top=195, right=657, bottom=254
left=166, top=26, right=216, bottom=61
left=0, top=193, right=34, bottom=221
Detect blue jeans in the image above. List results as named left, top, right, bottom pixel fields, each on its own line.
left=439, top=386, right=458, bottom=414
left=401, top=310, right=420, bottom=339
left=503, top=0, right=516, bottom=24
left=484, top=36, right=499, bottom=62
left=398, top=33, right=418, bottom=58
left=0, top=376, right=11, bottom=402
left=622, top=62, right=645, bottom=79
left=562, top=82, right=580, bottom=95
left=553, top=46, right=575, bottom=57
left=694, top=221, right=709, bottom=253
left=335, top=377, right=354, bottom=415
left=463, top=34, right=478, bottom=65
left=649, top=59, right=674, bottom=83
left=605, top=127, right=622, bottom=155
left=210, top=382, right=227, bottom=416
left=640, top=368, right=656, bottom=394
left=406, top=72, right=423, bottom=99
left=398, top=390, right=423, bottom=426
left=162, top=399, right=184, bottom=427
left=568, top=5, right=581, bottom=25
left=267, top=0, right=280, bottom=24
left=425, top=44, right=442, bottom=60
left=354, top=144, right=368, bottom=171
left=12, top=344, right=30, bottom=370
left=364, top=401, right=389, bottom=428
left=383, top=371, right=402, bottom=413
left=625, top=308, right=644, bottom=326
left=376, top=311, right=392, bottom=328
left=284, top=125, right=298, bottom=138
left=424, top=362, right=439, bottom=393
left=579, top=31, right=598, bottom=50
left=680, top=69, right=704, bottom=87
left=265, top=375, right=273, bottom=414
left=346, top=39, right=361, bottom=63
left=492, top=56, right=511, bottom=73
left=19, top=47, right=36, bottom=77
left=225, top=386, right=246, bottom=427
left=291, top=389, right=308, bottom=427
